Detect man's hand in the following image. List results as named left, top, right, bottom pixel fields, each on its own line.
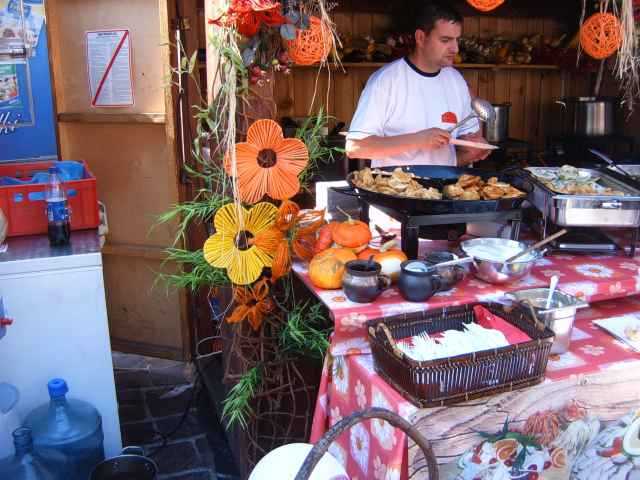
left=419, top=128, right=451, bottom=151
left=456, top=131, right=492, bottom=166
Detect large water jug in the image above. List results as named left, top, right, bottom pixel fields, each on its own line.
left=0, top=427, right=64, bottom=479
left=0, top=382, right=21, bottom=458
left=24, top=378, right=105, bottom=480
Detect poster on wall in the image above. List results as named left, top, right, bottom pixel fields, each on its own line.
left=0, top=0, right=58, bottom=161
left=86, top=29, right=134, bottom=107
left=0, top=65, right=20, bottom=107
left=0, top=0, right=45, bottom=56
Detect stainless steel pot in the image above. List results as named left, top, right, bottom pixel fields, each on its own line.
left=483, top=103, right=510, bottom=142
left=507, top=288, right=588, bottom=354
left=555, top=97, right=616, bottom=136
left=90, top=447, right=158, bottom=480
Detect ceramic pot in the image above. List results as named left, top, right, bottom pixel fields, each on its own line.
left=398, top=260, right=442, bottom=302
left=342, top=260, right=391, bottom=303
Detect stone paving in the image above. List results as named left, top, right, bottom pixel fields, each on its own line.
left=112, top=352, right=238, bottom=480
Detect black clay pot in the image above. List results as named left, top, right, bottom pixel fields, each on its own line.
left=342, top=260, right=391, bottom=303
left=398, top=260, right=442, bottom=302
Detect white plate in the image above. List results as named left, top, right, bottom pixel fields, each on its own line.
left=450, top=138, right=499, bottom=150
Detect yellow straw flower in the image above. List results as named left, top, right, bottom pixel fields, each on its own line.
left=203, top=202, right=278, bottom=285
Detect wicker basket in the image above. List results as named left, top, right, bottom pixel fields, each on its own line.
left=367, top=302, right=555, bottom=408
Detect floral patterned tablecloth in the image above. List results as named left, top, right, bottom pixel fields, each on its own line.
left=309, top=296, right=640, bottom=480
left=294, top=247, right=640, bottom=356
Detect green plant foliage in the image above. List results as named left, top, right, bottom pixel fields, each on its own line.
left=222, top=366, right=262, bottom=429
left=161, top=248, right=229, bottom=291
left=279, top=300, right=331, bottom=359
left=296, top=109, right=345, bottom=191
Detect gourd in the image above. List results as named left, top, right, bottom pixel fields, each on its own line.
left=332, top=215, right=371, bottom=249
left=308, top=248, right=357, bottom=290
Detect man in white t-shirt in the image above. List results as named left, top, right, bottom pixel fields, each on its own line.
left=345, top=2, right=490, bottom=168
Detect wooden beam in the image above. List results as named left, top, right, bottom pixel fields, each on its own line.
left=102, top=243, right=169, bottom=261
left=58, top=112, right=166, bottom=124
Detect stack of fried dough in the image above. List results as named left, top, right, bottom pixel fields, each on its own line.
left=352, top=167, right=442, bottom=200
left=443, top=174, right=526, bottom=200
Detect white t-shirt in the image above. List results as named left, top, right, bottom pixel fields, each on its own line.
left=347, top=57, right=480, bottom=167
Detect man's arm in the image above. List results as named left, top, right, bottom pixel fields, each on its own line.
left=346, top=128, right=451, bottom=159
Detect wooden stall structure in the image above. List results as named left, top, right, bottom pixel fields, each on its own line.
left=45, top=0, right=191, bottom=360
left=273, top=1, right=592, bottom=151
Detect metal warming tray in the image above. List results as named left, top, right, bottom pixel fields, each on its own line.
left=526, top=167, right=640, bottom=228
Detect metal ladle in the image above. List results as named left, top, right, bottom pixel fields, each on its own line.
left=448, top=97, right=496, bottom=133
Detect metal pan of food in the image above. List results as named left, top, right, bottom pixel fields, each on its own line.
left=334, top=166, right=528, bottom=216
left=525, top=165, right=640, bottom=228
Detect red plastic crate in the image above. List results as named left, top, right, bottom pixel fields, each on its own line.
left=0, top=160, right=99, bottom=237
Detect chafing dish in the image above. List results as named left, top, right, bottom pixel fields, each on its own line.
left=507, top=288, right=588, bottom=354
left=526, top=167, right=640, bottom=228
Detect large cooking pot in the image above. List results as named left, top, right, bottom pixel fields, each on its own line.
left=483, top=103, right=510, bottom=142
left=90, top=446, right=158, bottom=480
left=555, top=97, right=616, bottom=136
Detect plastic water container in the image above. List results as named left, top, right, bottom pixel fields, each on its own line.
left=0, top=427, right=65, bottom=479
left=24, top=379, right=105, bottom=480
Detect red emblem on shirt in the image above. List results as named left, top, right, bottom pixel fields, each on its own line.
left=442, top=112, right=457, bottom=124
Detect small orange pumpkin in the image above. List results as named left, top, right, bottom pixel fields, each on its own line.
left=308, top=248, right=357, bottom=290
left=373, top=248, right=408, bottom=283
left=357, top=247, right=379, bottom=260
left=332, top=219, right=371, bottom=249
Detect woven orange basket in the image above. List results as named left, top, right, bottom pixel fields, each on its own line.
left=466, top=0, right=505, bottom=12
left=580, top=12, right=622, bottom=60
left=286, top=16, right=333, bottom=66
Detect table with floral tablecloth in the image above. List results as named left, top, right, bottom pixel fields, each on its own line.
left=299, top=249, right=640, bottom=479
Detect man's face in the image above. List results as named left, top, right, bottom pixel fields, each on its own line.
left=416, top=19, right=461, bottom=68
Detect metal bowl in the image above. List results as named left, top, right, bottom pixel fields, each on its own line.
left=460, top=238, right=542, bottom=285
left=423, top=251, right=465, bottom=290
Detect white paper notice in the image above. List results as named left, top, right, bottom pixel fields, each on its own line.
left=86, top=29, right=134, bottom=107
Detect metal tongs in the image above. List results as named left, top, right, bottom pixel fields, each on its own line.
left=589, top=149, right=634, bottom=181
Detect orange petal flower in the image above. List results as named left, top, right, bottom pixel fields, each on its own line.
left=276, top=200, right=301, bottom=232
left=226, top=278, right=274, bottom=331
left=271, top=240, right=292, bottom=281
left=225, top=119, right=309, bottom=204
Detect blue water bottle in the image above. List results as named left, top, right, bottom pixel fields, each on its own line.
left=0, top=428, right=64, bottom=479
left=45, top=166, right=71, bottom=246
left=24, top=379, right=104, bottom=480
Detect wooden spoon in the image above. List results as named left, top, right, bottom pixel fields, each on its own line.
left=505, top=229, right=568, bottom=263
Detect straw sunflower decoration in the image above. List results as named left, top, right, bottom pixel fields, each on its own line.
left=227, top=278, right=274, bottom=331
left=203, top=202, right=278, bottom=285
left=254, top=200, right=325, bottom=281
left=224, top=119, right=309, bottom=204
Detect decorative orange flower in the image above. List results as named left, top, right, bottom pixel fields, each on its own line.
left=224, top=120, right=309, bottom=204
left=254, top=201, right=325, bottom=280
left=209, top=0, right=285, bottom=38
left=226, top=278, right=274, bottom=331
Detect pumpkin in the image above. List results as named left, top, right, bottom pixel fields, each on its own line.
left=374, top=249, right=408, bottom=283
left=357, top=247, right=379, bottom=260
left=332, top=218, right=371, bottom=248
left=308, top=248, right=357, bottom=290
left=313, top=221, right=338, bottom=255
